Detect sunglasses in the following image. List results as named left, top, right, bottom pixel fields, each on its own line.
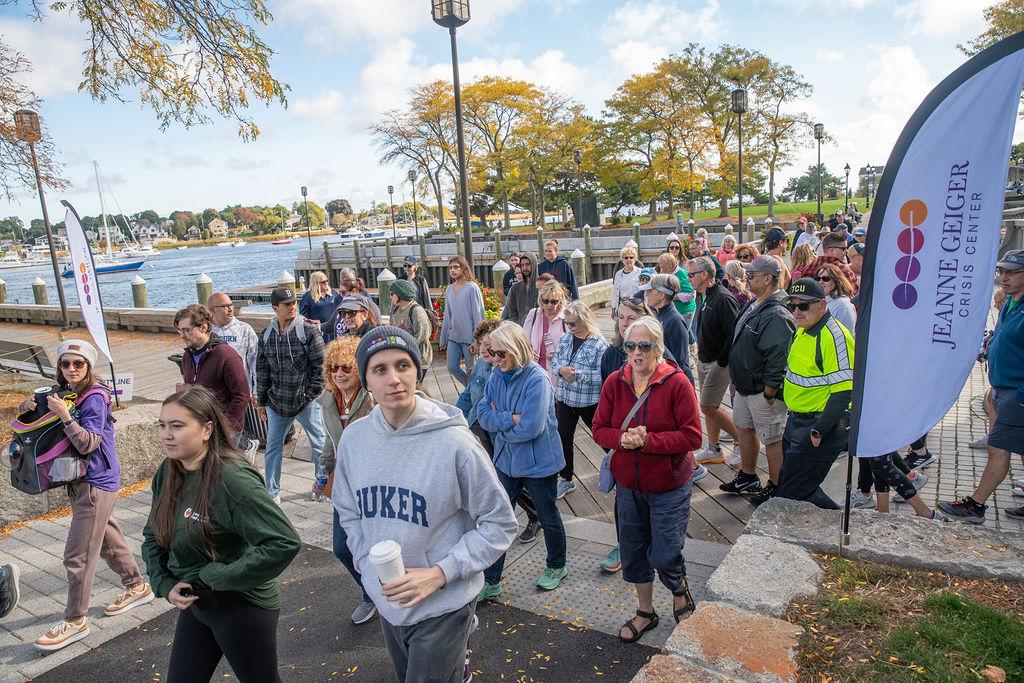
left=60, top=359, right=88, bottom=370
left=342, top=310, right=363, bottom=318
left=786, top=301, right=816, bottom=312
left=565, top=320, right=578, bottom=328
left=623, top=341, right=656, bottom=353
left=486, top=347, right=507, bottom=359
left=668, top=245, right=681, bottom=251
left=815, top=275, right=832, bottom=282
left=330, top=364, right=354, bottom=374
left=541, top=298, right=560, bottom=305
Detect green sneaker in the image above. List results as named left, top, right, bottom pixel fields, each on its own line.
left=600, top=546, right=621, bottom=574
left=476, top=582, right=502, bottom=602
left=536, top=566, right=568, bottom=591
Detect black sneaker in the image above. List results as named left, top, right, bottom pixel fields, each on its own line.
left=937, top=498, right=987, bottom=524
left=904, top=450, right=936, bottom=470
left=0, top=563, right=20, bottom=619
left=1005, top=506, right=1024, bottom=520
left=750, top=481, right=777, bottom=506
left=517, top=520, right=542, bottom=544
left=719, top=473, right=761, bottom=495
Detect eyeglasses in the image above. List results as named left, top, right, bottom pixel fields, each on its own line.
left=668, top=245, right=681, bottom=251
left=209, top=304, right=234, bottom=310
left=176, top=326, right=195, bottom=335
left=623, top=341, right=656, bottom=353
left=330, top=364, right=354, bottom=374
left=738, top=255, right=754, bottom=262
left=565, top=320, right=578, bottom=328
left=342, top=310, right=363, bottom=318
left=815, top=275, right=832, bottom=282
left=786, top=301, right=816, bottom=312
left=622, top=256, right=636, bottom=260
left=541, top=298, right=560, bottom=305
left=486, top=347, right=507, bottom=359
left=60, top=359, right=87, bottom=370
left=404, top=264, right=415, bottom=269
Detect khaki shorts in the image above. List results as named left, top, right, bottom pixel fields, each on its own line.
left=731, top=390, right=788, bottom=444
left=697, top=360, right=731, bottom=408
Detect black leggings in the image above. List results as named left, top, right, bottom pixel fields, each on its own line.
left=867, top=454, right=918, bottom=500
left=857, top=448, right=916, bottom=493
left=471, top=422, right=539, bottom=523
left=555, top=401, right=597, bottom=481
left=167, top=591, right=281, bottom=683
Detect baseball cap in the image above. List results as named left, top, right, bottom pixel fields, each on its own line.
left=403, top=255, right=418, bottom=266
left=743, top=255, right=782, bottom=277
left=853, top=227, right=867, bottom=237
left=765, top=227, right=786, bottom=246
left=639, top=267, right=656, bottom=281
left=996, top=249, right=1024, bottom=271
left=832, top=223, right=849, bottom=232
left=270, top=287, right=296, bottom=305
left=788, top=277, right=826, bottom=301
left=339, top=295, right=369, bottom=311
left=639, top=273, right=681, bottom=296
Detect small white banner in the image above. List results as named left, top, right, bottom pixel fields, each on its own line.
left=63, top=203, right=113, bottom=363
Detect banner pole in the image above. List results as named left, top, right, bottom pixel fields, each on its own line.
left=108, top=360, right=121, bottom=408
left=839, top=450, right=854, bottom=555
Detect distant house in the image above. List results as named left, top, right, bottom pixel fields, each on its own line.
left=208, top=218, right=229, bottom=238
left=136, top=223, right=169, bottom=241
left=285, top=213, right=302, bottom=229
left=186, top=226, right=203, bottom=241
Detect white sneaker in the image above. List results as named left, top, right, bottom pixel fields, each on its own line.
left=850, top=490, right=875, bottom=509
left=894, top=471, right=928, bottom=503
left=1010, top=482, right=1024, bottom=498
left=272, top=494, right=282, bottom=505
left=243, top=439, right=259, bottom=466
left=556, top=479, right=576, bottom=499
left=694, top=445, right=726, bottom=464
left=692, top=464, right=709, bottom=483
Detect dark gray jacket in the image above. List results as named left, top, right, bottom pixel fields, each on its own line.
left=728, top=290, right=796, bottom=396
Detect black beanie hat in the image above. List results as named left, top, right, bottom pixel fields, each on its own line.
left=355, top=325, right=424, bottom=385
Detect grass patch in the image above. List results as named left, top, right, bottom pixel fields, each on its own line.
left=788, top=556, right=1024, bottom=682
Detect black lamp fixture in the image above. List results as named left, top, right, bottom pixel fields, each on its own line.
left=573, top=149, right=583, bottom=232
left=407, top=169, right=419, bottom=238
left=432, top=0, right=473, bottom=267
left=387, top=184, right=397, bottom=239
left=731, top=88, right=749, bottom=241
left=15, top=109, right=69, bottom=327
left=844, top=162, right=851, bottom=215
left=813, top=123, right=824, bottom=222
left=301, top=185, right=312, bottom=249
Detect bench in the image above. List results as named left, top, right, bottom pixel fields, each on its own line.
left=0, top=340, right=57, bottom=379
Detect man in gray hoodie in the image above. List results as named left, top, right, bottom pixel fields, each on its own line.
left=332, top=326, right=517, bottom=683
left=502, top=251, right=539, bottom=325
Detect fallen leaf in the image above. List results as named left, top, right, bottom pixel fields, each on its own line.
left=980, top=665, right=1006, bottom=682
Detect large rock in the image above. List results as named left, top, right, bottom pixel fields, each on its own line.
left=630, top=654, right=741, bottom=682
left=1, top=402, right=163, bottom=528
left=663, top=602, right=803, bottom=682
left=747, top=498, right=1024, bottom=582
left=706, top=535, right=822, bottom=617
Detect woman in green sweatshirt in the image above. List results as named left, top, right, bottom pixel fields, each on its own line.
left=142, top=385, right=301, bottom=683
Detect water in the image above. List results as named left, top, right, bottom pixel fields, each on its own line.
left=0, top=236, right=333, bottom=312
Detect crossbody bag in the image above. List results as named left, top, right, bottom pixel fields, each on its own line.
left=598, top=386, right=652, bottom=494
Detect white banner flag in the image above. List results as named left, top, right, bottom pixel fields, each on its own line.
left=851, top=32, right=1024, bottom=457
left=62, top=202, right=113, bottom=363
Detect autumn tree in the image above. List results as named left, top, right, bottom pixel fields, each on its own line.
left=960, top=0, right=1024, bottom=55
left=293, top=200, right=326, bottom=229
left=325, top=198, right=353, bottom=218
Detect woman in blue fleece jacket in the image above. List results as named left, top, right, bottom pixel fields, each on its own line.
left=477, top=321, right=568, bottom=600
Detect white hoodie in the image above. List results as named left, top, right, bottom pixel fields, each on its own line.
left=331, top=393, right=517, bottom=626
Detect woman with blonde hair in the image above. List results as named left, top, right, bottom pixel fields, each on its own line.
left=550, top=301, right=608, bottom=499
left=522, top=278, right=570, bottom=386
left=724, top=259, right=753, bottom=307
left=299, top=271, right=341, bottom=323
left=734, top=243, right=760, bottom=264
left=789, top=242, right=818, bottom=281
left=315, top=336, right=377, bottom=625
left=611, top=245, right=642, bottom=319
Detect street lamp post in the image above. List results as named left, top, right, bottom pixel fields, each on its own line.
left=407, top=170, right=419, bottom=238
left=301, top=185, right=312, bottom=249
left=14, top=109, right=69, bottom=328
left=844, top=163, right=851, bottom=215
left=387, top=184, right=397, bottom=239
left=814, top=123, right=824, bottom=223
left=432, top=0, right=473, bottom=267
left=731, top=88, right=750, bottom=241
left=573, top=149, right=583, bottom=232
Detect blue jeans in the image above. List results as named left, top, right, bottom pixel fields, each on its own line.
left=332, top=509, right=370, bottom=603
left=263, top=402, right=326, bottom=498
left=617, top=480, right=693, bottom=592
left=484, top=472, right=566, bottom=585
left=446, top=341, right=474, bottom=387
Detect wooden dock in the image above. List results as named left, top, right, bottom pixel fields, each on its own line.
left=0, top=318, right=758, bottom=544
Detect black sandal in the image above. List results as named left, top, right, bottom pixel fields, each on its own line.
left=672, top=580, right=696, bottom=623
left=619, top=609, right=660, bottom=643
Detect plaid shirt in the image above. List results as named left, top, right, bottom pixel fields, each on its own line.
left=256, top=318, right=325, bottom=417
left=550, top=335, right=609, bottom=407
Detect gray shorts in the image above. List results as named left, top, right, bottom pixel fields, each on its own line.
left=697, top=360, right=731, bottom=408
left=731, top=390, right=788, bottom=444
left=988, top=387, right=1024, bottom=453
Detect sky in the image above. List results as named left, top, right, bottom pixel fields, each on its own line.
left=0, top=0, right=1015, bottom=225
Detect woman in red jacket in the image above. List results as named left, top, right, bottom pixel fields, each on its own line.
left=592, top=316, right=702, bottom=644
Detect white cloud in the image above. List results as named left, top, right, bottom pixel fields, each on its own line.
left=862, top=45, right=929, bottom=119
left=814, top=49, right=844, bottom=63
left=610, top=41, right=670, bottom=77
left=601, top=0, right=721, bottom=73
left=0, top=12, right=86, bottom=98
left=291, top=88, right=346, bottom=126
left=895, top=0, right=988, bottom=38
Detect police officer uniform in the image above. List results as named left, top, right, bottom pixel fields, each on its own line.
left=776, top=278, right=855, bottom=509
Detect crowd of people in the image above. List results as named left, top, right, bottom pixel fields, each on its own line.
left=2, top=213, right=1021, bottom=682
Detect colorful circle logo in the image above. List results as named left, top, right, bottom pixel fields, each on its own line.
left=892, top=199, right=926, bottom=310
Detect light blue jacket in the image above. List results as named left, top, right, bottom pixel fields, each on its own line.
left=477, top=362, right=565, bottom=478
left=456, top=357, right=492, bottom=427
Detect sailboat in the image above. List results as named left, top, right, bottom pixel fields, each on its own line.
left=62, top=162, right=145, bottom=277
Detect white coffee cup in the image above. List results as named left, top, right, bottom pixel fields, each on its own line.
left=368, top=540, right=406, bottom=584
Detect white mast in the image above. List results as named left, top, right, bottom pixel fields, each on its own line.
left=95, top=161, right=111, bottom=258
